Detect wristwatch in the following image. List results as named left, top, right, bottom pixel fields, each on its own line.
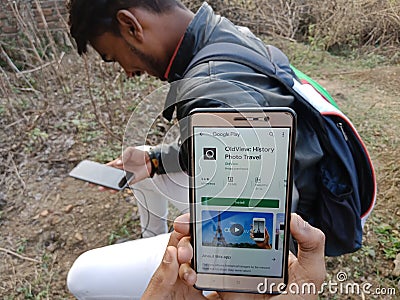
left=147, top=150, right=159, bottom=178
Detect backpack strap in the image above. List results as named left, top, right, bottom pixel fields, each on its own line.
left=290, top=65, right=339, bottom=109
left=186, top=42, right=339, bottom=109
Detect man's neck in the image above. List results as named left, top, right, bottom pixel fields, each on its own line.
left=161, top=8, right=194, bottom=59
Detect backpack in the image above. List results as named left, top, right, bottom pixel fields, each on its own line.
left=186, top=42, right=376, bottom=256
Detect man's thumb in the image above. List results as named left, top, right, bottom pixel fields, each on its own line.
left=290, top=213, right=325, bottom=264
left=142, top=246, right=179, bottom=298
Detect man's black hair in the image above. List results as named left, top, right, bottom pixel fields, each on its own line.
left=67, top=0, right=186, bottom=55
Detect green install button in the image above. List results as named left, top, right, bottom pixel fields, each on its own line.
left=201, top=197, right=279, bottom=208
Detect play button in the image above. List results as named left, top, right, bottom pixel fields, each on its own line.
left=230, top=224, right=244, bottom=236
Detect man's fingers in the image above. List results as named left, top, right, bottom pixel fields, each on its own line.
left=142, top=246, right=179, bottom=298
left=290, top=213, right=325, bottom=259
left=173, top=213, right=190, bottom=235
left=205, top=292, right=222, bottom=300
left=167, top=214, right=191, bottom=247
left=156, top=246, right=179, bottom=284
left=98, top=186, right=118, bottom=193
left=290, top=213, right=326, bottom=286
left=177, top=236, right=193, bottom=264
left=106, top=158, right=124, bottom=169
left=179, top=263, right=197, bottom=286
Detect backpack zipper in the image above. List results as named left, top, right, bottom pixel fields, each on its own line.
left=337, top=122, right=348, bottom=141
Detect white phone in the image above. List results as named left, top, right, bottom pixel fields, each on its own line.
left=253, top=218, right=266, bottom=242
left=69, top=160, right=134, bottom=191
left=189, top=108, right=296, bottom=294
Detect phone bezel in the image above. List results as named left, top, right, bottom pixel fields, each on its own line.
left=188, top=107, right=296, bottom=294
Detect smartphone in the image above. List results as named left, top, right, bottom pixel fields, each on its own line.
left=189, top=108, right=296, bottom=294
left=69, top=160, right=134, bottom=191
left=253, top=218, right=266, bottom=242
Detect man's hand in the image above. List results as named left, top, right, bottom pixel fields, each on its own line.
left=98, top=146, right=152, bottom=192
left=214, top=214, right=326, bottom=299
left=142, top=213, right=326, bottom=300
left=141, top=214, right=207, bottom=300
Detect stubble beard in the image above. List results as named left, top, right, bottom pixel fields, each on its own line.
left=129, top=45, right=165, bottom=80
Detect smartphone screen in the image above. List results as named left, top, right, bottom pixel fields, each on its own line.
left=253, top=218, right=266, bottom=242
left=189, top=108, right=295, bottom=293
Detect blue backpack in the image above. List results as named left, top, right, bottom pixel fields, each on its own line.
left=187, top=42, right=376, bottom=256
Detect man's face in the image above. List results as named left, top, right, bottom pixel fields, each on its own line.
left=90, top=32, right=166, bottom=80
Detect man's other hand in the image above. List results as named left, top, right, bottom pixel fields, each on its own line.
left=97, top=146, right=152, bottom=193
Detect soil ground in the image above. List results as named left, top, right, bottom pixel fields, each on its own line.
left=0, top=39, right=399, bottom=299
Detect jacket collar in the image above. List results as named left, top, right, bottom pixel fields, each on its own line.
left=163, top=3, right=219, bottom=120
left=165, top=3, right=216, bottom=83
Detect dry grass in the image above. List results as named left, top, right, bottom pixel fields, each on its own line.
left=0, top=1, right=162, bottom=189
left=306, top=0, right=400, bottom=55
left=187, top=0, right=400, bottom=58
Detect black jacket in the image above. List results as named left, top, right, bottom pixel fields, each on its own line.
left=153, top=3, right=324, bottom=212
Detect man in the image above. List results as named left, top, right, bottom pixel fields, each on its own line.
left=68, top=0, right=320, bottom=238
left=67, top=0, right=324, bottom=298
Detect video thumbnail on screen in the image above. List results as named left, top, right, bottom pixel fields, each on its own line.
left=201, top=210, right=274, bottom=249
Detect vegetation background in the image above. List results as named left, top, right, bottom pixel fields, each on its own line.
left=0, top=0, right=399, bottom=299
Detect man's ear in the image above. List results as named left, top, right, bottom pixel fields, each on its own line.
left=116, top=9, right=144, bottom=43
